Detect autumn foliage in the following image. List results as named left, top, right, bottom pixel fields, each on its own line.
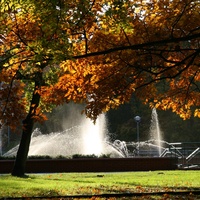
left=1, top=0, right=200, bottom=128
left=41, top=0, right=200, bottom=121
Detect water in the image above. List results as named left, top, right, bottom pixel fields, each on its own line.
left=80, top=114, right=106, bottom=155
left=150, top=108, right=163, bottom=156
left=3, top=107, right=164, bottom=158
left=4, top=114, right=124, bottom=158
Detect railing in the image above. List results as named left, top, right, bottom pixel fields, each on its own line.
left=163, top=142, right=200, bottom=169
left=123, top=141, right=200, bottom=168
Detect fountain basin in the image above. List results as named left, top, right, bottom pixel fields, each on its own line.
left=0, top=157, right=178, bottom=173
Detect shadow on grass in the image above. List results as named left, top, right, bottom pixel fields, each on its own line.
left=2, top=191, right=200, bottom=200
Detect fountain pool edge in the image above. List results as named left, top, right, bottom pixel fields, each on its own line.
left=0, top=157, right=178, bottom=173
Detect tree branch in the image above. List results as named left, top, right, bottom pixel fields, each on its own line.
left=72, top=33, right=200, bottom=59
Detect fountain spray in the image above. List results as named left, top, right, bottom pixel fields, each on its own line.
left=150, top=108, right=163, bottom=156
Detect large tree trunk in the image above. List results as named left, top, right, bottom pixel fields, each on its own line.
left=11, top=80, right=41, bottom=177
left=11, top=115, right=35, bottom=176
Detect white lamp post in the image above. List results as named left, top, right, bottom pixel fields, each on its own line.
left=134, top=116, right=141, bottom=156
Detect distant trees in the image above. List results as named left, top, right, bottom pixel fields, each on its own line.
left=0, top=0, right=199, bottom=176
left=107, top=100, right=200, bottom=143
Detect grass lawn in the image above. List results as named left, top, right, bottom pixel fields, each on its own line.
left=0, top=170, right=200, bottom=199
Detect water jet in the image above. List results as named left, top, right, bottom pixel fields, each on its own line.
left=150, top=108, right=163, bottom=156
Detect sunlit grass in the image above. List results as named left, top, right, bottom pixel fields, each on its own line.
left=0, top=171, right=199, bottom=198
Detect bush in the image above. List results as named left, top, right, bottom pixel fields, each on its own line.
left=72, top=154, right=110, bottom=159
left=0, top=154, right=111, bottom=160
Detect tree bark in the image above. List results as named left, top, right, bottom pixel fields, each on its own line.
left=11, top=115, right=35, bottom=177
left=11, top=79, right=41, bottom=177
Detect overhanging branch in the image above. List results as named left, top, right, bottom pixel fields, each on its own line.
left=72, top=33, right=200, bottom=59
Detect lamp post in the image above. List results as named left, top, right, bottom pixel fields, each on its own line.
left=134, top=115, right=141, bottom=156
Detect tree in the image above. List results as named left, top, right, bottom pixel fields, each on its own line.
left=44, top=0, right=199, bottom=121
left=0, top=0, right=102, bottom=176
left=0, top=0, right=200, bottom=176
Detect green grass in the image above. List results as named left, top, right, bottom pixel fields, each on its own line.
left=0, top=170, right=200, bottom=198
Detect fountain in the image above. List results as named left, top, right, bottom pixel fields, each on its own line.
left=4, top=113, right=124, bottom=158
left=3, top=106, right=199, bottom=169
left=3, top=108, right=166, bottom=158
left=2, top=106, right=195, bottom=172
left=149, top=108, right=163, bottom=156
